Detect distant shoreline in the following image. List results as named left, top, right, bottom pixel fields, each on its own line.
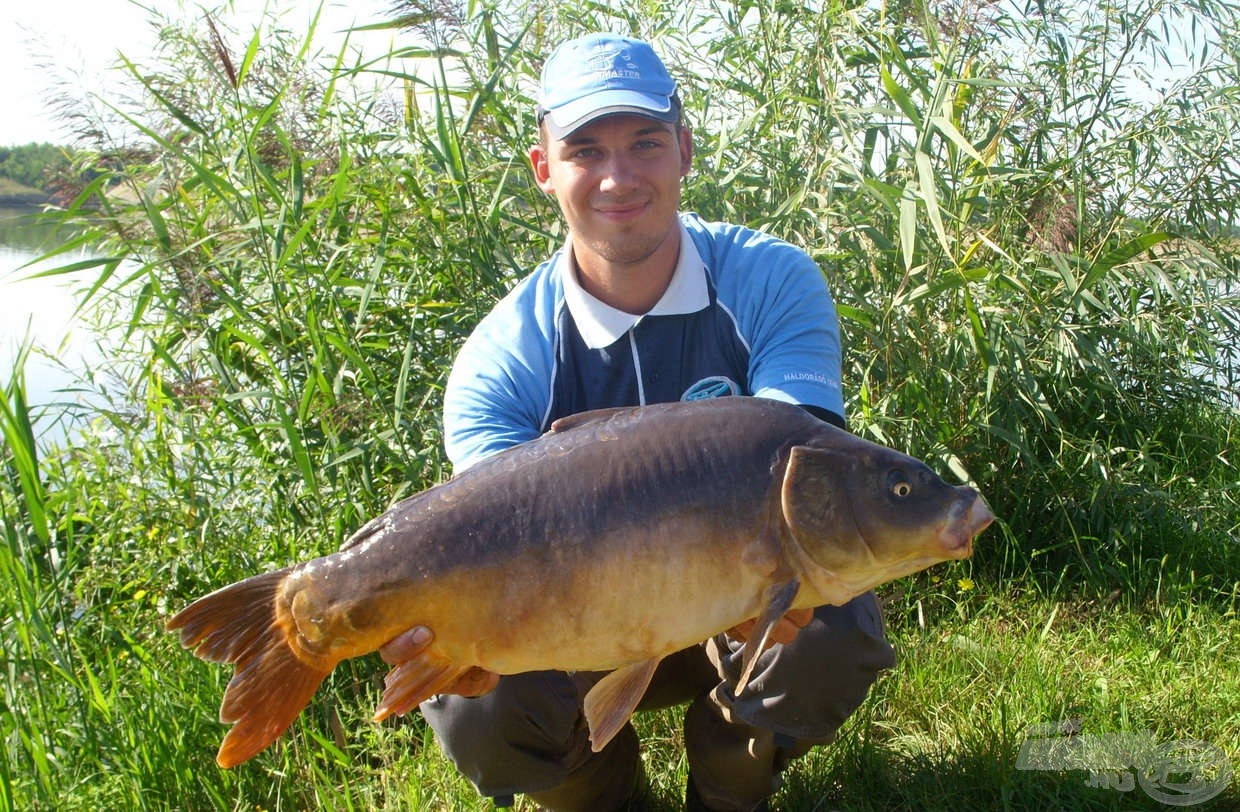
left=0, top=193, right=48, bottom=207
left=0, top=178, right=50, bottom=208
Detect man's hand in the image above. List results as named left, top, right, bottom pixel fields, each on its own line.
left=378, top=627, right=500, bottom=698
left=725, top=607, right=813, bottom=649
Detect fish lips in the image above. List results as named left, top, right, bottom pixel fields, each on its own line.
left=938, top=489, right=994, bottom=559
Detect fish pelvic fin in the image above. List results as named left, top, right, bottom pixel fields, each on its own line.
left=166, top=567, right=332, bottom=768
left=735, top=578, right=801, bottom=696
left=374, top=649, right=470, bottom=722
left=583, top=657, right=661, bottom=753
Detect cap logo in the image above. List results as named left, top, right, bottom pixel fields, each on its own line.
left=585, top=47, right=640, bottom=83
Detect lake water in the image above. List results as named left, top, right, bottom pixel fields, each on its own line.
left=0, top=206, right=105, bottom=444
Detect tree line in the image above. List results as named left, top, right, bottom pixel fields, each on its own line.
left=0, top=142, right=71, bottom=191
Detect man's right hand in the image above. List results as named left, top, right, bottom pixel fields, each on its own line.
left=378, top=627, right=500, bottom=698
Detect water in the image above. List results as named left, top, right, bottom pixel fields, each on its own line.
left=0, top=206, right=106, bottom=444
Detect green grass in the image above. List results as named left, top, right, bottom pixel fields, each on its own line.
left=69, top=586, right=1234, bottom=811
left=790, top=592, right=1239, bottom=811
left=0, top=177, right=42, bottom=197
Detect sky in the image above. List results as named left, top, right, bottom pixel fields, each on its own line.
left=1, top=2, right=136, bottom=145
left=0, top=0, right=396, bottom=147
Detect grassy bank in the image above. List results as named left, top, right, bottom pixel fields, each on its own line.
left=0, top=177, right=47, bottom=206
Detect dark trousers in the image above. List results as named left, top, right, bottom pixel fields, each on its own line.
left=420, top=593, right=894, bottom=811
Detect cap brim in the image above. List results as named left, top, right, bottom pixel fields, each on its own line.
left=542, top=90, right=677, bottom=140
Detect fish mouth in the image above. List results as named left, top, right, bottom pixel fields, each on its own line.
left=939, top=492, right=993, bottom=559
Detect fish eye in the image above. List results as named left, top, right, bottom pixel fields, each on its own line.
left=888, top=471, right=913, bottom=498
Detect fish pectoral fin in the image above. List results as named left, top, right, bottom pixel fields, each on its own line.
left=735, top=578, right=801, bottom=696
left=582, top=657, right=661, bottom=753
left=374, top=649, right=470, bottom=722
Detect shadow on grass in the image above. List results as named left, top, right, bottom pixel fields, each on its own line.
left=774, top=735, right=1237, bottom=812
left=620, top=705, right=1237, bottom=812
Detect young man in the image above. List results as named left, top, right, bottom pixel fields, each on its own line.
left=381, top=33, right=894, bottom=811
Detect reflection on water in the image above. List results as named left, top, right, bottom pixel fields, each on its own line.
left=0, top=206, right=63, bottom=253
left=1, top=206, right=104, bottom=445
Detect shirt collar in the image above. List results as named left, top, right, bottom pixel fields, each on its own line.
left=559, top=222, right=709, bottom=349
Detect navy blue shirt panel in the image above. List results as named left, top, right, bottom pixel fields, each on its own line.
left=546, top=290, right=751, bottom=427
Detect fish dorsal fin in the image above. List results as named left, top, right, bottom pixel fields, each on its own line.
left=735, top=578, right=801, bottom=696
left=547, top=406, right=631, bottom=434
left=339, top=513, right=386, bottom=551
left=582, top=656, right=661, bottom=752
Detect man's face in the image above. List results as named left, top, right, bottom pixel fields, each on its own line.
left=529, top=114, right=693, bottom=275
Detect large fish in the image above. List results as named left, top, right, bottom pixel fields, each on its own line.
left=168, top=397, right=992, bottom=768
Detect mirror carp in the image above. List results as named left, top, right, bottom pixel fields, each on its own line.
left=167, top=396, right=993, bottom=767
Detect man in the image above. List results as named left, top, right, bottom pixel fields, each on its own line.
left=381, top=33, right=895, bottom=811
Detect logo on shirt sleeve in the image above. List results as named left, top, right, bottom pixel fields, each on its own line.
left=681, top=376, right=741, bottom=401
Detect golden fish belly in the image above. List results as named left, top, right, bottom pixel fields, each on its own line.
left=440, top=523, right=774, bottom=673
left=287, top=513, right=776, bottom=675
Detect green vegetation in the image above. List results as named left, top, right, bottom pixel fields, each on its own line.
left=0, top=143, right=69, bottom=200
left=2, top=0, right=1237, bottom=809
left=0, top=177, right=44, bottom=199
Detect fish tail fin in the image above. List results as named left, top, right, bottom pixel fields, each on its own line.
left=214, top=637, right=330, bottom=768
left=166, top=567, right=332, bottom=768
left=374, top=650, right=469, bottom=722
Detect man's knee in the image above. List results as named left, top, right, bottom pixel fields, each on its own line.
left=708, top=592, right=896, bottom=739
left=419, top=670, right=589, bottom=798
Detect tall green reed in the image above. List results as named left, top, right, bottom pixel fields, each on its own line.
left=662, top=0, right=1240, bottom=597
left=1, top=352, right=55, bottom=810
left=1, top=352, right=110, bottom=809
left=56, top=9, right=472, bottom=537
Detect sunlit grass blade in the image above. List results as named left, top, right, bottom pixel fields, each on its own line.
left=1, top=354, right=48, bottom=545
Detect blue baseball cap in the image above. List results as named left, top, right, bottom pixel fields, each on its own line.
left=537, top=34, right=680, bottom=140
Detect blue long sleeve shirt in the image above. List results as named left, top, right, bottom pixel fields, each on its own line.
left=443, top=212, right=845, bottom=470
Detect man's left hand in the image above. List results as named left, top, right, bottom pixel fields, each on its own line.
left=725, top=607, right=813, bottom=649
